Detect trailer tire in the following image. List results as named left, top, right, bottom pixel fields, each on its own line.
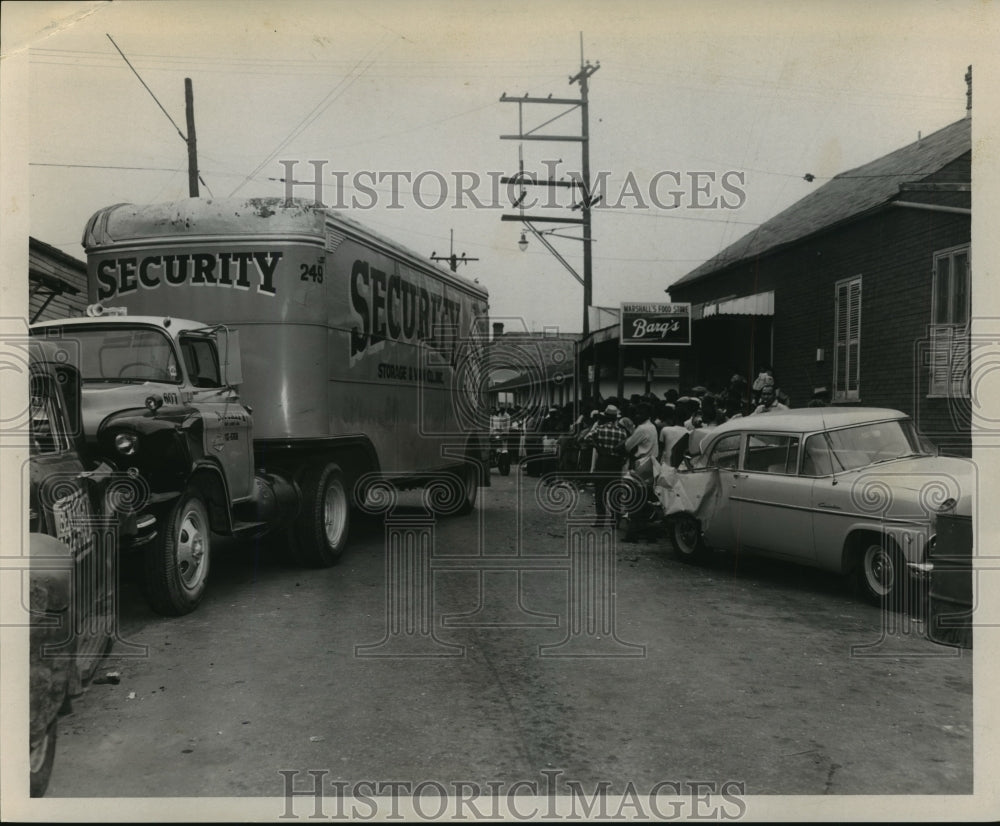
left=294, top=462, right=350, bottom=567
left=144, top=491, right=211, bottom=616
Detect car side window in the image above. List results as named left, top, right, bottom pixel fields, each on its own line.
left=744, top=434, right=801, bottom=474
left=706, top=433, right=741, bottom=469
left=802, top=434, right=834, bottom=477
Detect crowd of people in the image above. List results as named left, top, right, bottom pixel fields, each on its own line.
left=488, top=369, right=818, bottom=525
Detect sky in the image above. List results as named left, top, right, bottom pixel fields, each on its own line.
left=6, top=0, right=996, bottom=335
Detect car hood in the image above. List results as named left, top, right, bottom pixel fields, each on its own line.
left=847, top=455, right=976, bottom=518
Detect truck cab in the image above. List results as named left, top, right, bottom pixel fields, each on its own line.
left=31, top=306, right=251, bottom=615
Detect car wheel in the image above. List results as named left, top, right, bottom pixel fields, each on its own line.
left=30, top=718, right=57, bottom=797
left=144, top=491, right=211, bottom=616
left=294, top=462, right=350, bottom=568
left=671, top=514, right=706, bottom=562
left=857, top=538, right=905, bottom=606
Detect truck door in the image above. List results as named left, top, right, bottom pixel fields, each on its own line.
left=179, top=332, right=254, bottom=501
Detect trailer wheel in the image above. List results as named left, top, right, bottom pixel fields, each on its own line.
left=294, top=463, right=350, bottom=567
left=144, top=491, right=211, bottom=616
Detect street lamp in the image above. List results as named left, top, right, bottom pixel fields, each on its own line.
left=518, top=231, right=528, bottom=252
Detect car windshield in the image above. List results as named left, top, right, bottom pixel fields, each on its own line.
left=47, top=325, right=180, bottom=384
left=804, top=419, right=929, bottom=475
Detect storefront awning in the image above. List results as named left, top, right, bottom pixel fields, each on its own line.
left=693, top=290, right=774, bottom=321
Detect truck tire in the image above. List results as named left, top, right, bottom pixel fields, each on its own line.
left=294, top=462, right=350, bottom=567
left=144, top=491, right=211, bottom=616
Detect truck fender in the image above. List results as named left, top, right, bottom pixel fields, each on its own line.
left=188, top=460, right=234, bottom=535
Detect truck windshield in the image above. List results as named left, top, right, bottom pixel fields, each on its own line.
left=58, top=326, right=180, bottom=384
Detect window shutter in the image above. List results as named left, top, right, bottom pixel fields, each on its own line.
left=833, top=277, right=861, bottom=401
left=929, top=325, right=953, bottom=396
left=929, top=324, right=969, bottom=397
left=847, top=279, right=861, bottom=396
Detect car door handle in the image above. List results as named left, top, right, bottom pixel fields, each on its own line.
left=817, top=502, right=842, bottom=510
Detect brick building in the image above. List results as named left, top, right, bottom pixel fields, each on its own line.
left=667, top=115, right=971, bottom=454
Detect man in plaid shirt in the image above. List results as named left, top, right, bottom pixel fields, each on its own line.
left=583, top=404, right=630, bottom=525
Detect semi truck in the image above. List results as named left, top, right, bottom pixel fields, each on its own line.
left=31, top=197, right=491, bottom=616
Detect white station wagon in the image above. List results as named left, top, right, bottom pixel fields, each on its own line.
left=658, top=408, right=975, bottom=603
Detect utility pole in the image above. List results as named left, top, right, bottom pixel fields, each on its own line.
left=499, top=38, right=600, bottom=410
left=107, top=35, right=209, bottom=197
left=431, top=230, right=479, bottom=273
left=571, top=55, right=599, bottom=336
left=185, top=78, right=199, bottom=197
left=499, top=42, right=599, bottom=335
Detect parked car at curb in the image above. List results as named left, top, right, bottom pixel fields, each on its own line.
left=27, top=340, right=120, bottom=796
left=657, top=408, right=975, bottom=604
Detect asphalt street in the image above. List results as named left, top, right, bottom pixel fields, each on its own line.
left=43, top=468, right=972, bottom=803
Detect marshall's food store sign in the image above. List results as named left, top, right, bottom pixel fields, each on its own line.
left=619, top=302, right=691, bottom=346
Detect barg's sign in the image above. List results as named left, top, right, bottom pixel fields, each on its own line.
left=620, top=302, right=691, bottom=346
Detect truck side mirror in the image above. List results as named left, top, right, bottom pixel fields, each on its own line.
left=217, top=328, right=243, bottom=387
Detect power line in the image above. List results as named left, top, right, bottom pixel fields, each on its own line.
left=105, top=34, right=212, bottom=197
left=30, top=162, right=189, bottom=172
left=105, top=34, right=187, bottom=143
left=228, top=34, right=393, bottom=197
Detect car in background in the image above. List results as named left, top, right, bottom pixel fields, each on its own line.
left=27, top=341, right=121, bottom=795
left=659, top=408, right=975, bottom=604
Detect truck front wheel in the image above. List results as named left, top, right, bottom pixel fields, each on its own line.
left=294, top=462, right=350, bottom=567
left=144, top=491, right=211, bottom=616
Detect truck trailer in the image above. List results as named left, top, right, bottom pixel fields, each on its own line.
left=31, top=197, right=491, bottom=615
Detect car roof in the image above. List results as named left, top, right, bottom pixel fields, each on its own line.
left=711, top=407, right=908, bottom=436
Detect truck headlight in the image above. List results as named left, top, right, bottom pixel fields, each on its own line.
left=114, top=432, right=138, bottom=456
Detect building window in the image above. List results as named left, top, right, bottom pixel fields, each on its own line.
left=929, top=245, right=970, bottom=398
left=833, top=276, right=862, bottom=402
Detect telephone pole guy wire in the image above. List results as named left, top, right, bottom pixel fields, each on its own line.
left=106, top=33, right=212, bottom=197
